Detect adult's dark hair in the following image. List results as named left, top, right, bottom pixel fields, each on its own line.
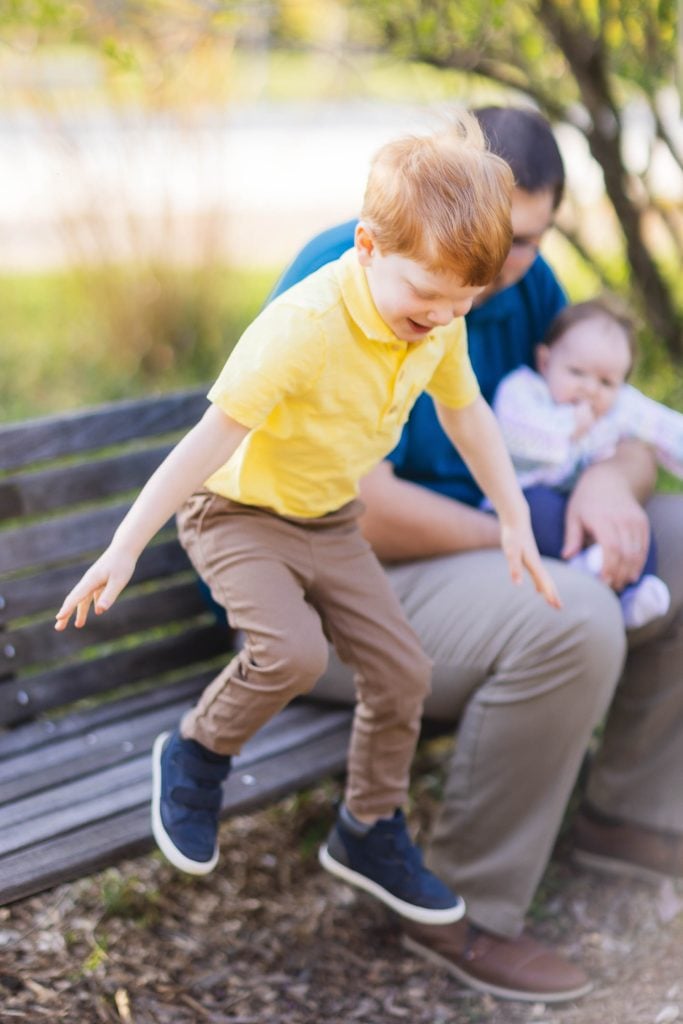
left=473, top=106, right=565, bottom=210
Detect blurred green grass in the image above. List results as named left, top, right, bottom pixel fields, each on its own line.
left=0, top=264, right=275, bottom=421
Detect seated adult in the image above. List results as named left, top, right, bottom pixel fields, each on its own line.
left=269, top=106, right=683, bottom=1003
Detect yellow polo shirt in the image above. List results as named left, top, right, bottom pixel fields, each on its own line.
left=205, top=248, right=479, bottom=518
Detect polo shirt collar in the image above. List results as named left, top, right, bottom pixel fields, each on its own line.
left=336, top=248, right=402, bottom=345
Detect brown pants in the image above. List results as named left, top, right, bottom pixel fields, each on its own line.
left=176, top=491, right=432, bottom=819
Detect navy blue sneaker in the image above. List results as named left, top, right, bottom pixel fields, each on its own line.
left=151, top=730, right=231, bottom=875
left=319, top=808, right=465, bottom=924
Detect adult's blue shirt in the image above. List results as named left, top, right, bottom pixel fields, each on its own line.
left=268, top=219, right=566, bottom=508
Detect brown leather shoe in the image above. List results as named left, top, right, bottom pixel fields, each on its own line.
left=401, top=917, right=591, bottom=1003
left=573, top=804, right=683, bottom=883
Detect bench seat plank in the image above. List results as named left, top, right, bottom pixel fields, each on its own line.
left=0, top=711, right=351, bottom=904
left=0, top=704, right=351, bottom=845
left=0, top=701, right=351, bottom=805
left=0, top=674, right=213, bottom=759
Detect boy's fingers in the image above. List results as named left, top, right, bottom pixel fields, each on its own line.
left=95, top=573, right=130, bottom=613
left=527, top=556, right=562, bottom=609
left=505, top=546, right=524, bottom=585
left=532, top=561, right=561, bottom=606
left=540, top=575, right=562, bottom=609
left=55, top=570, right=107, bottom=629
left=74, top=595, right=94, bottom=629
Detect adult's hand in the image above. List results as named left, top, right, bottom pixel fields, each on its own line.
left=562, top=440, right=657, bottom=591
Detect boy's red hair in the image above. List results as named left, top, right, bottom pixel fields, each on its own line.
left=361, top=113, right=513, bottom=285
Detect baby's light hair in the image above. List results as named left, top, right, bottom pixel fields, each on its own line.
left=544, top=297, right=638, bottom=375
left=360, top=112, right=514, bottom=286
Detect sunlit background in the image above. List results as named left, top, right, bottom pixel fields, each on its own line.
left=1, top=0, right=681, bottom=424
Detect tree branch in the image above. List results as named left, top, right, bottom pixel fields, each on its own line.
left=653, top=104, right=683, bottom=178
left=552, top=223, right=625, bottom=293
left=414, top=45, right=569, bottom=122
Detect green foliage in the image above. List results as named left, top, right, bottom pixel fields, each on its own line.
left=350, top=0, right=677, bottom=108
left=100, top=36, right=140, bottom=73
left=1, top=0, right=85, bottom=33
left=347, top=0, right=683, bottom=357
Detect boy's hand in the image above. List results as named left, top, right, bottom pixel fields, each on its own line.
left=54, top=546, right=137, bottom=630
left=500, top=519, right=562, bottom=609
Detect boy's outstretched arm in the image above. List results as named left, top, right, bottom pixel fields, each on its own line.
left=55, top=406, right=249, bottom=631
left=435, top=397, right=561, bottom=609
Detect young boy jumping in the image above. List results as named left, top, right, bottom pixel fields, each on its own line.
left=55, top=114, right=559, bottom=926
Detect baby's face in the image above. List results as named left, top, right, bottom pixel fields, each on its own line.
left=537, top=318, right=632, bottom=418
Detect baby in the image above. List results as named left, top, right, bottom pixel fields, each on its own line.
left=493, top=298, right=683, bottom=629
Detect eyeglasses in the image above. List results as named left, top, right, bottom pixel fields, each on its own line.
left=510, top=219, right=554, bottom=253
left=510, top=235, right=542, bottom=253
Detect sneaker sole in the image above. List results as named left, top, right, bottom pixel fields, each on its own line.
left=401, top=934, right=593, bottom=1003
left=151, top=731, right=219, bottom=876
left=318, top=844, right=465, bottom=925
left=573, top=847, right=674, bottom=885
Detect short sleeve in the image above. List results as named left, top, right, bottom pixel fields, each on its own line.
left=208, top=301, right=327, bottom=428
left=425, top=320, right=480, bottom=410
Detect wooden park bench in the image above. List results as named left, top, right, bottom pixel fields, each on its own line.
left=0, top=389, right=352, bottom=905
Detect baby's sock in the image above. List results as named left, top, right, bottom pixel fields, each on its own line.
left=568, top=543, right=603, bottom=577
left=620, top=575, right=671, bottom=630
left=569, top=545, right=670, bottom=629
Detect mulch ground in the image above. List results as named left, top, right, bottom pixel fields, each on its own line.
left=1, top=742, right=681, bottom=1024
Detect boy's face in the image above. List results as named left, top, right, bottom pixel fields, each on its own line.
left=536, top=319, right=632, bottom=418
left=355, top=225, right=485, bottom=343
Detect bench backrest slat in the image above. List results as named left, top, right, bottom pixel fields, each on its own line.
left=0, top=389, right=232, bottom=732
left=2, top=580, right=208, bottom=674
left=0, top=625, right=227, bottom=727
left=0, top=504, right=132, bottom=575
left=0, top=390, right=208, bottom=471
left=0, top=540, right=189, bottom=622
left=0, top=446, right=173, bottom=522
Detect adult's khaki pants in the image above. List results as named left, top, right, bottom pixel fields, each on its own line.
left=176, top=491, right=432, bottom=820
left=310, top=494, right=683, bottom=937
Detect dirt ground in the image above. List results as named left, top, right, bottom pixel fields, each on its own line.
left=1, top=744, right=682, bottom=1024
